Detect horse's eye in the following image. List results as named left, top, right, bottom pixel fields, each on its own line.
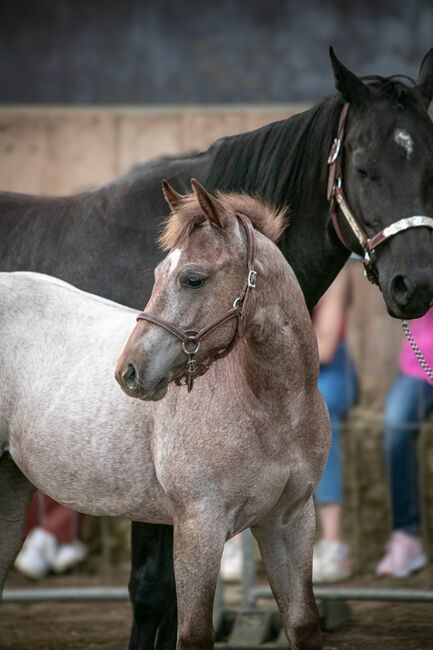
left=182, top=276, right=206, bottom=290
left=356, top=167, right=368, bottom=178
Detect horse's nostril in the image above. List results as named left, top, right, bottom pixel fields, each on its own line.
left=122, top=363, right=137, bottom=387
left=390, top=274, right=411, bottom=305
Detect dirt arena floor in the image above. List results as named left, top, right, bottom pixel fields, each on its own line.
left=2, top=570, right=433, bottom=650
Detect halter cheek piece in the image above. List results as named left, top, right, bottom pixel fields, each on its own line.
left=136, top=214, right=257, bottom=393
left=327, top=103, right=433, bottom=285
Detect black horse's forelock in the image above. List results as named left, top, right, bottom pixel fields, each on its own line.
left=362, top=74, right=421, bottom=107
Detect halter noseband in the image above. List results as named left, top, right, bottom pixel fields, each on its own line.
left=136, top=214, right=257, bottom=393
left=327, top=103, right=433, bottom=285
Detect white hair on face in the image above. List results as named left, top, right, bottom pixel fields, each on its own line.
left=394, top=129, right=414, bottom=160
left=168, top=248, right=182, bottom=274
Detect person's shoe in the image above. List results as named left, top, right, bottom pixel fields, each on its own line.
left=312, top=540, right=351, bottom=584
left=376, top=545, right=394, bottom=577
left=51, top=540, right=87, bottom=574
left=376, top=531, right=427, bottom=579
left=14, top=528, right=58, bottom=579
left=220, top=536, right=242, bottom=581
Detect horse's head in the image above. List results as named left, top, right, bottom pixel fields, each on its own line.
left=330, top=47, right=433, bottom=318
left=115, top=180, right=285, bottom=400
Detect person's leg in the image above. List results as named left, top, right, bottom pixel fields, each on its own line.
left=377, top=374, right=433, bottom=577
left=315, top=343, right=358, bottom=525
left=384, top=374, right=433, bottom=533
left=40, top=497, right=82, bottom=544
left=314, top=342, right=357, bottom=582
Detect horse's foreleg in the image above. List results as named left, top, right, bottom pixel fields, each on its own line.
left=173, top=510, right=226, bottom=650
left=0, top=454, right=35, bottom=592
left=252, top=496, right=322, bottom=650
left=128, top=522, right=177, bottom=650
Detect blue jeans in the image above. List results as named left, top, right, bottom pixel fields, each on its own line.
left=315, top=342, right=358, bottom=505
left=384, top=373, right=433, bottom=534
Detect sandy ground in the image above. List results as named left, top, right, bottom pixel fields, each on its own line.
left=1, top=569, right=433, bottom=649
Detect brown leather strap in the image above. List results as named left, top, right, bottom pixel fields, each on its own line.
left=137, top=313, right=194, bottom=345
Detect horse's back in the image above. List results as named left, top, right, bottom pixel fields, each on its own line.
left=0, top=271, right=138, bottom=384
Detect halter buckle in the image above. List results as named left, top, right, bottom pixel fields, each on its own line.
left=185, top=358, right=197, bottom=374
left=328, top=138, right=341, bottom=164
left=363, top=251, right=379, bottom=286
left=248, top=270, right=257, bottom=288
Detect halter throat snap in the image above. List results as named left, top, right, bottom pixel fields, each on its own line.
left=327, top=103, right=433, bottom=285
left=136, top=214, right=257, bottom=393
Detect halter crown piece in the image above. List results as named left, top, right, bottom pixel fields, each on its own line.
left=136, top=214, right=257, bottom=393
left=327, top=103, right=433, bottom=285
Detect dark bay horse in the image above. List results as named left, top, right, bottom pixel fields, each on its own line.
left=1, top=48, right=433, bottom=648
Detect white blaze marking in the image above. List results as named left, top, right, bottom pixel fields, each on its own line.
left=394, top=129, right=414, bottom=160
left=168, top=248, right=181, bottom=273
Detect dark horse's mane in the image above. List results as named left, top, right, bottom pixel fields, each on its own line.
left=204, top=74, right=425, bottom=216
left=204, top=97, right=343, bottom=212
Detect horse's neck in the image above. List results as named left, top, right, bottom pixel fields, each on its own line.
left=225, top=242, right=319, bottom=413
left=206, top=99, right=350, bottom=310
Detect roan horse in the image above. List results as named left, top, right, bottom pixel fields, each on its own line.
left=1, top=48, right=433, bottom=648
left=0, top=182, right=330, bottom=650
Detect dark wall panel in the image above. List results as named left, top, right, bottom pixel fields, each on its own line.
left=0, top=0, right=431, bottom=104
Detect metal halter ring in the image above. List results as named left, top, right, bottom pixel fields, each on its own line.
left=182, top=338, right=200, bottom=356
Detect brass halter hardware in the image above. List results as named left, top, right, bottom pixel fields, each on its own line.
left=136, top=214, right=257, bottom=393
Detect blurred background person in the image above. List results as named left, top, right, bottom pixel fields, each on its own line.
left=376, top=309, right=433, bottom=579
left=312, top=266, right=359, bottom=583
left=15, top=491, right=87, bottom=579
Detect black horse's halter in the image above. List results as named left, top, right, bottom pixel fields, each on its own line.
left=136, top=214, right=257, bottom=393
left=327, top=103, right=433, bottom=285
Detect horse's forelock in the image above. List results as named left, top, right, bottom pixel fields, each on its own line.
left=362, top=74, right=422, bottom=108
left=158, top=192, right=287, bottom=252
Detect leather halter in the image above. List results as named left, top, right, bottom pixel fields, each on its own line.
left=327, top=103, right=433, bottom=285
left=136, top=214, right=257, bottom=393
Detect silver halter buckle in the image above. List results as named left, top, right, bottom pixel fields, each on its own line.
left=248, top=270, right=257, bottom=288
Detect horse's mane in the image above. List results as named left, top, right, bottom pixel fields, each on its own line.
left=159, top=191, right=287, bottom=251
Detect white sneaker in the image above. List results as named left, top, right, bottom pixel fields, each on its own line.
left=220, top=536, right=242, bottom=581
left=14, top=528, right=58, bottom=579
left=51, top=540, right=87, bottom=574
left=312, top=540, right=351, bottom=584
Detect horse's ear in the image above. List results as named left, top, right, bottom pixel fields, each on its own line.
left=329, top=46, right=370, bottom=107
left=162, top=180, right=184, bottom=212
left=191, top=179, right=229, bottom=229
left=415, top=47, right=433, bottom=110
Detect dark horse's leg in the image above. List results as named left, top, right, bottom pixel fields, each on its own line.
left=128, top=522, right=177, bottom=650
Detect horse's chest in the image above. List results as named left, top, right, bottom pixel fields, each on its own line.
left=155, top=428, right=292, bottom=513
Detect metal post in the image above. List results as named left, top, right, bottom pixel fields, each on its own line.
left=250, top=585, right=433, bottom=603
left=241, top=529, right=256, bottom=608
